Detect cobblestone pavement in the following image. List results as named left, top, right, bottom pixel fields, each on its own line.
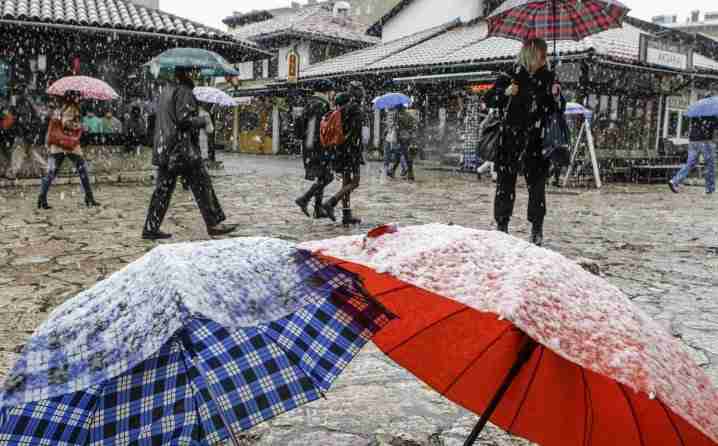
left=1, top=154, right=717, bottom=445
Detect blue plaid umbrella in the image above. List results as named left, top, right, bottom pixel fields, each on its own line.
left=0, top=238, right=393, bottom=445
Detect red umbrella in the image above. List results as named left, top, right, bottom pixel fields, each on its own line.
left=47, top=76, right=119, bottom=101
left=302, top=224, right=718, bottom=446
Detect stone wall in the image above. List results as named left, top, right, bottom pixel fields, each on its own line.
left=0, top=144, right=153, bottom=181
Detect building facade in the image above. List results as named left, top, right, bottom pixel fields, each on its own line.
left=653, top=10, right=718, bottom=38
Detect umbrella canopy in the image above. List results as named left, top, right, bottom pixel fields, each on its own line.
left=373, top=93, right=412, bottom=110
left=146, top=48, right=240, bottom=79
left=565, top=102, right=593, bottom=117
left=47, top=76, right=119, bottom=101
left=685, top=96, right=718, bottom=118
left=193, top=87, right=239, bottom=107
left=302, top=224, right=718, bottom=446
left=0, top=238, right=393, bottom=445
left=487, top=0, right=630, bottom=42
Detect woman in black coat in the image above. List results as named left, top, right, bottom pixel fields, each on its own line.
left=483, top=38, right=564, bottom=246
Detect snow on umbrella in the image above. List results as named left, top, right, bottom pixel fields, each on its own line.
left=47, top=76, right=119, bottom=101
left=373, top=93, right=412, bottom=110
left=145, top=48, right=240, bottom=79
left=0, top=238, right=394, bottom=445
left=685, top=96, right=718, bottom=118
left=193, top=86, right=239, bottom=107
left=565, top=101, right=593, bottom=118
left=302, top=224, right=718, bottom=446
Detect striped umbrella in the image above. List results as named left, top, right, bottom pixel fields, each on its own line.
left=487, top=0, right=630, bottom=57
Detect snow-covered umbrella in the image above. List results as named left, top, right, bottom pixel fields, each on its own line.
left=0, top=238, right=393, bottom=445
left=302, top=224, right=718, bottom=446
left=145, top=48, right=239, bottom=79
left=47, top=76, right=119, bottom=101
left=193, top=86, right=239, bottom=107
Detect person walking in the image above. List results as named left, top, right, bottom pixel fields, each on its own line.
left=387, top=106, right=417, bottom=181
left=483, top=38, right=564, bottom=246
left=384, top=106, right=399, bottom=177
left=38, top=90, right=100, bottom=210
left=142, top=66, right=237, bottom=240
left=668, top=115, right=717, bottom=194
left=295, top=95, right=333, bottom=219
left=321, top=82, right=364, bottom=226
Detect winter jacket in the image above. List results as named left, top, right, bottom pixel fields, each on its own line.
left=689, top=117, right=717, bottom=142
left=484, top=64, right=564, bottom=129
left=152, top=80, right=207, bottom=167
left=48, top=104, right=83, bottom=156
left=302, top=97, right=331, bottom=180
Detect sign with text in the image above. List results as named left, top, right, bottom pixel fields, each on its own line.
left=639, top=35, right=693, bottom=70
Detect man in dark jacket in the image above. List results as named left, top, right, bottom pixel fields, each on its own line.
left=124, top=105, right=146, bottom=154
left=142, top=67, right=237, bottom=240
left=321, top=82, right=364, bottom=226
left=295, top=95, right=333, bottom=219
left=668, top=115, right=717, bottom=194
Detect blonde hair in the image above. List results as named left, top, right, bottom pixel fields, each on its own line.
left=518, top=38, right=548, bottom=73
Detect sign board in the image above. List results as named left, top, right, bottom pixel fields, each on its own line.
left=666, top=94, right=690, bottom=110
left=468, top=83, right=493, bottom=94
left=287, top=49, right=299, bottom=83
left=639, top=35, right=693, bottom=70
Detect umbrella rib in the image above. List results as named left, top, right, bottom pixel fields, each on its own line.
left=441, top=324, right=515, bottom=397
left=658, top=400, right=687, bottom=446
left=580, top=367, right=594, bottom=446
left=507, top=345, right=545, bottom=434
left=616, top=383, right=646, bottom=446
left=386, top=307, right=472, bottom=356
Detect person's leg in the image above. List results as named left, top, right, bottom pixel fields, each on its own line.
left=494, top=135, right=521, bottom=231
left=68, top=154, right=99, bottom=206
left=342, top=165, right=361, bottom=225
left=384, top=142, right=393, bottom=176
left=524, top=152, right=550, bottom=246
left=399, top=143, right=409, bottom=176
left=671, top=143, right=700, bottom=187
left=185, top=165, right=230, bottom=232
left=143, top=166, right=178, bottom=236
left=702, top=142, right=715, bottom=194
left=39, top=153, right=66, bottom=208
left=313, top=171, right=333, bottom=219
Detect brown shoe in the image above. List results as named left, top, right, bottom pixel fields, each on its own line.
left=208, top=223, right=238, bottom=237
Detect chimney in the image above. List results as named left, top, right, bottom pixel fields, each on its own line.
left=691, top=9, right=700, bottom=23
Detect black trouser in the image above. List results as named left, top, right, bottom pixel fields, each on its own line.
left=299, top=169, right=333, bottom=210
left=328, top=163, right=360, bottom=210
left=494, top=128, right=549, bottom=226
left=144, top=164, right=226, bottom=233
left=40, top=152, right=95, bottom=199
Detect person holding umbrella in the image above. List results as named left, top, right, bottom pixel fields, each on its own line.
left=483, top=38, right=564, bottom=246
left=668, top=96, right=718, bottom=195
left=142, top=66, right=237, bottom=240
left=295, top=95, right=333, bottom=219
left=37, top=90, right=100, bottom=209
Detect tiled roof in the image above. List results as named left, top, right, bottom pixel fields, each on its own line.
left=0, top=0, right=261, bottom=48
left=301, top=18, right=718, bottom=79
left=230, top=4, right=378, bottom=46
left=299, top=20, right=458, bottom=79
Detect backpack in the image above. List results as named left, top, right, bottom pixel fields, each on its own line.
left=319, top=108, right=345, bottom=148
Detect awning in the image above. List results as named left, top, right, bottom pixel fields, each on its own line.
left=393, top=71, right=497, bottom=84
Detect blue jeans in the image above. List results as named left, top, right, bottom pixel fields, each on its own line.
left=671, top=141, right=716, bottom=193
left=40, top=153, right=94, bottom=199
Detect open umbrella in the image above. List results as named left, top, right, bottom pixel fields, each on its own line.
left=0, top=238, right=394, bottom=445
left=302, top=224, right=718, bottom=446
left=685, top=96, right=718, bottom=118
left=145, top=48, right=239, bottom=79
left=193, top=86, right=239, bottom=107
left=565, top=101, right=593, bottom=118
left=373, top=93, right=412, bottom=110
left=487, top=0, right=630, bottom=61
left=47, top=76, right=119, bottom=101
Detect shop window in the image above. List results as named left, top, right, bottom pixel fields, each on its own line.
left=680, top=114, right=690, bottom=137
left=667, top=110, right=680, bottom=138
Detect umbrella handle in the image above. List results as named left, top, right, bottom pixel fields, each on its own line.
left=463, top=335, right=538, bottom=446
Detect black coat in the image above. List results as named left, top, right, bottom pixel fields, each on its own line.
left=334, top=100, right=363, bottom=170
left=301, top=97, right=331, bottom=180
left=152, top=80, right=207, bottom=167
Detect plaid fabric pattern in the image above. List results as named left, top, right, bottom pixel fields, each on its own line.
left=487, top=0, right=630, bottom=42
left=0, top=257, right=394, bottom=445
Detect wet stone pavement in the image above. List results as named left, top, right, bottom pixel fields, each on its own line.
left=1, top=153, right=717, bottom=446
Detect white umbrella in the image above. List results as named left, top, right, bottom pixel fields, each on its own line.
left=193, top=86, right=239, bottom=107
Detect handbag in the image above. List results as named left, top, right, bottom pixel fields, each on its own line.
left=47, top=118, right=82, bottom=151
left=477, top=111, right=503, bottom=163
left=542, top=111, right=570, bottom=166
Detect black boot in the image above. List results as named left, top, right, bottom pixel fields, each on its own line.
left=496, top=219, right=509, bottom=234
left=321, top=199, right=337, bottom=222
left=295, top=197, right=311, bottom=218
left=37, top=195, right=52, bottom=210
left=530, top=222, right=544, bottom=246
left=85, top=195, right=100, bottom=207
left=342, top=208, right=361, bottom=227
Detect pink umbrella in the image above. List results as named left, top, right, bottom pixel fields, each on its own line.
left=301, top=224, right=718, bottom=446
left=47, top=76, right=119, bottom=101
